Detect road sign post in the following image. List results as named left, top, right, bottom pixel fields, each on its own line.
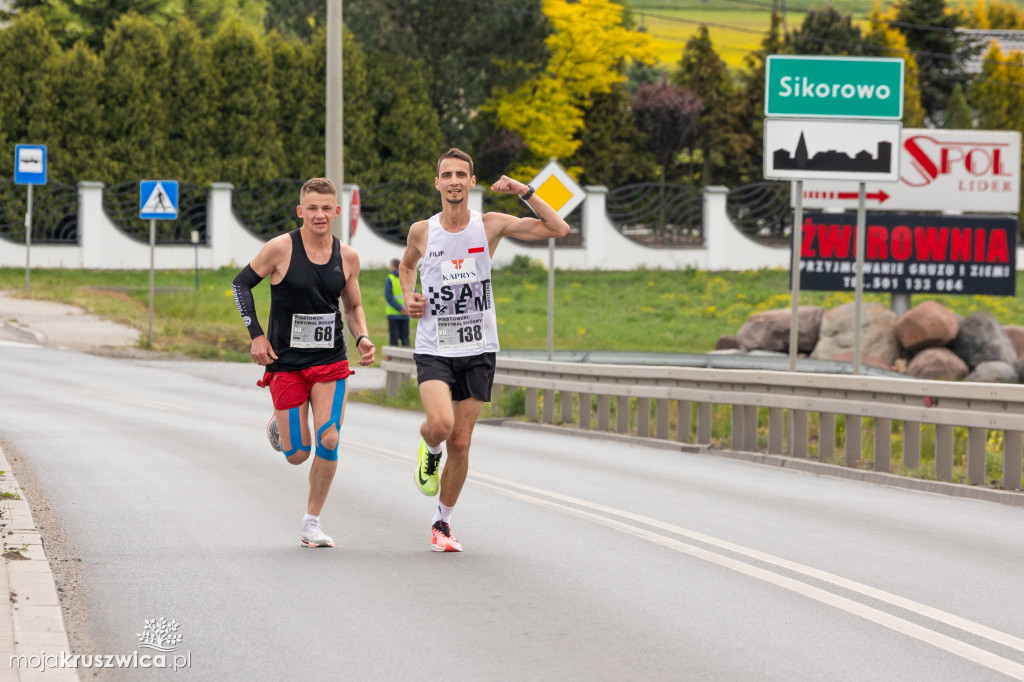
left=14, top=144, right=48, bottom=292
left=350, top=186, right=360, bottom=239
left=140, top=180, right=179, bottom=346
left=528, top=159, right=586, bottom=362
left=764, top=55, right=904, bottom=375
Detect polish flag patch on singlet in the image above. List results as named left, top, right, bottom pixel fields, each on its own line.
left=468, top=242, right=485, bottom=254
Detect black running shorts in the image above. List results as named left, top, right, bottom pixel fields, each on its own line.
left=414, top=352, right=497, bottom=402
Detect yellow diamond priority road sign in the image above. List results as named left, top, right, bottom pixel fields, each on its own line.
left=529, top=159, right=585, bottom=218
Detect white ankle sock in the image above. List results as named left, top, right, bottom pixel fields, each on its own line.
left=302, top=514, right=318, bottom=528
left=432, top=503, right=454, bottom=525
left=427, top=442, right=442, bottom=455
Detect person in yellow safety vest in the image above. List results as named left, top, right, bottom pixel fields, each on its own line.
left=385, top=258, right=410, bottom=347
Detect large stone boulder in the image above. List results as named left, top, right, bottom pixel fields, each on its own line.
left=895, top=301, right=958, bottom=353
left=966, top=361, right=1019, bottom=384
left=906, top=347, right=969, bottom=381
left=811, top=302, right=900, bottom=366
left=951, top=311, right=1016, bottom=369
left=1003, top=325, right=1024, bottom=362
left=715, top=335, right=742, bottom=351
left=736, top=306, right=824, bottom=354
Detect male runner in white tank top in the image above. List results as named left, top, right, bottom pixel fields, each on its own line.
left=399, top=148, right=570, bottom=552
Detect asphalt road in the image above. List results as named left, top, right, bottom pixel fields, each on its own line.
left=2, top=341, right=1024, bottom=681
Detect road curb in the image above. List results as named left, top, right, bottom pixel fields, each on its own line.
left=0, top=445, right=79, bottom=681
left=492, top=419, right=1024, bottom=509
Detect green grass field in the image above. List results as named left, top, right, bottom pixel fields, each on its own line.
left=3, top=263, right=1022, bottom=362
left=633, top=0, right=994, bottom=68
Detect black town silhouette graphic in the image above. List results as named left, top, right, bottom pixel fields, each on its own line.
left=773, top=131, right=892, bottom=173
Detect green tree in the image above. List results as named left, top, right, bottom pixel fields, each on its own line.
left=267, top=31, right=320, bottom=180
left=165, top=17, right=221, bottom=184
left=569, top=85, right=657, bottom=187
left=370, top=54, right=443, bottom=183
left=490, top=0, right=659, bottom=178
left=49, top=41, right=110, bottom=182
left=973, top=44, right=1024, bottom=132
left=734, top=13, right=787, bottom=185
left=344, top=0, right=549, bottom=152
left=209, top=20, right=284, bottom=186
left=0, top=0, right=91, bottom=48
left=944, top=83, right=974, bottom=128
left=893, top=0, right=976, bottom=125
left=336, top=27, right=381, bottom=188
left=675, top=26, right=753, bottom=187
left=786, top=7, right=865, bottom=56
left=263, top=0, right=324, bottom=41
left=863, top=7, right=927, bottom=128
left=0, top=11, right=61, bottom=176
left=100, top=13, right=170, bottom=181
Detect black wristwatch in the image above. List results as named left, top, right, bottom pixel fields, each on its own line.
left=520, top=185, right=536, bottom=201
left=355, top=334, right=370, bottom=348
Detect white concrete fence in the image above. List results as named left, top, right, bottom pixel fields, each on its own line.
left=0, top=182, right=793, bottom=271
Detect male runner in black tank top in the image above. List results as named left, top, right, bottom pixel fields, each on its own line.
left=232, top=177, right=376, bottom=548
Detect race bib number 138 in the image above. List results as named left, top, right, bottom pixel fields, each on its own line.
left=436, top=313, right=485, bottom=352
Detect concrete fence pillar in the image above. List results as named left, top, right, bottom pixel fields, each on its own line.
left=209, top=183, right=236, bottom=268
left=469, top=186, right=484, bottom=213
left=703, top=186, right=730, bottom=271
left=78, top=181, right=105, bottom=268
left=583, top=185, right=608, bottom=270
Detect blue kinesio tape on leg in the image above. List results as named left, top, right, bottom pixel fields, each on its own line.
left=315, top=379, right=346, bottom=461
left=283, top=407, right=310, bottom=457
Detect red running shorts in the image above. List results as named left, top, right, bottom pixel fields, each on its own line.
left=257, top=360, right=353, bottom=410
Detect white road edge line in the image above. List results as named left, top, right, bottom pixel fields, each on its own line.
left=475, top=480, right=1024, bottom=681
left=355, top=440, right=1024, bottom=670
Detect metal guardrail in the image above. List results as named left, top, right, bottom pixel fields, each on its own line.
left=381, top=346, right=1024, bottom=493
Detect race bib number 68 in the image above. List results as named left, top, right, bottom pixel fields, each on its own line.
left=291, top=313, right=335, bottom=349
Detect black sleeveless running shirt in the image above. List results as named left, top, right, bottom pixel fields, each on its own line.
left=266, top=230, right=348, bottom=372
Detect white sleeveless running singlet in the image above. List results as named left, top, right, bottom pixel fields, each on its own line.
left=414, top=210, right=500, bottom=357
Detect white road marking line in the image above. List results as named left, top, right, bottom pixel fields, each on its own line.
left=475, top=480, right=1024, bottom=681
left=354, top=439, right=1024, bottom=677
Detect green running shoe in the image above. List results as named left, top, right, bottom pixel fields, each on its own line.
left=415, top=438, right=441, bottom=496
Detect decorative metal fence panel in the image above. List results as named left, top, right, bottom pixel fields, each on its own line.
left=360, top=180, right=438, bottom=246
left=0, top=178, right=78, bottom=244
left=605, top=183, right=703, bottom=247
left=232, top=178, right=303, bottom=241
left=726, top=181, right=792, bottom=246
left=104, top=181, right=208, bottom=244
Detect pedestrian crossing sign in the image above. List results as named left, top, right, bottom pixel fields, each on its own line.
left=528, top=159, right=585, bottom=219
left=139, top=180, right=179, bottom=220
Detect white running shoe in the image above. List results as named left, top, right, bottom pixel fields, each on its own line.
left=301, top=520, right=334, bottom=548
left=267, top=415, right=281, bottom=452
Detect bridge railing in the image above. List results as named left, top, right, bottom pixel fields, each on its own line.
left=380, top=346, right=1024, bottom=493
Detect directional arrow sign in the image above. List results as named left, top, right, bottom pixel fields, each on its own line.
left=794, top=128, right=1021, bottom=212
left=809, top=189, right=892, bottom=204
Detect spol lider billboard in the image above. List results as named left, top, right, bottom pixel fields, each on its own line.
left=797, top=213, right=1017, bottom=296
